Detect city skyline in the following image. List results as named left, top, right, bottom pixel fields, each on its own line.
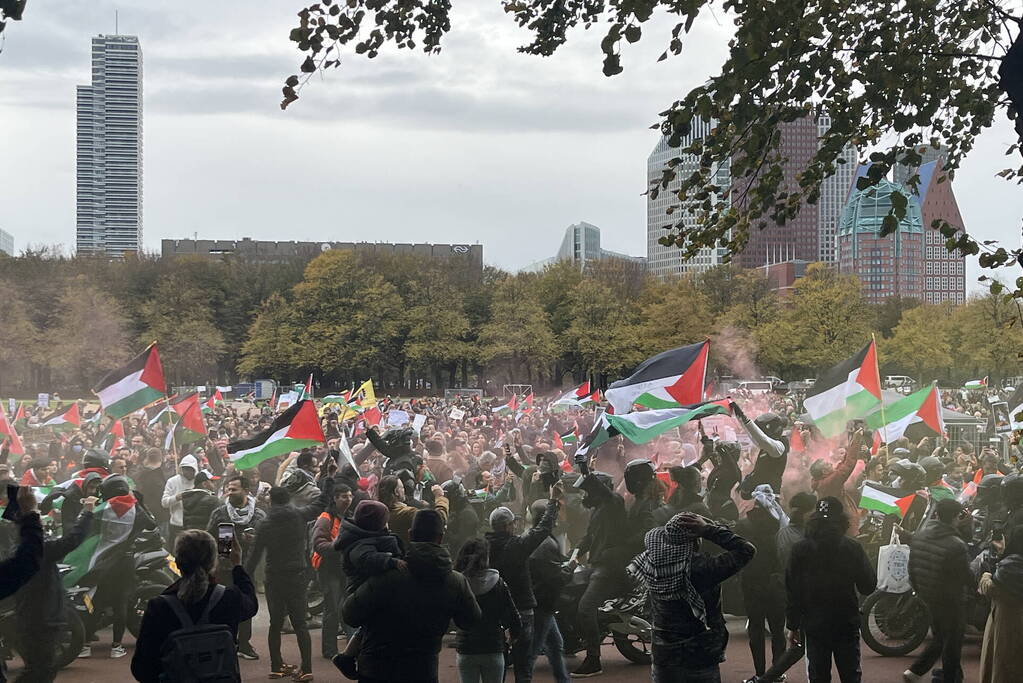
left=0, top=2, right=1017, bottom=284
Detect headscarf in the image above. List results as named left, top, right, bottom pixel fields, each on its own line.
left=628, top=513, right=706, bottom=628
left=752, top=484, right=789, bottom=526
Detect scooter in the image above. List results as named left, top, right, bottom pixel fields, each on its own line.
left=0, top=566, right=86, bottom=671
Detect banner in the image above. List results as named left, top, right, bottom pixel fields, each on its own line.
left=449, top=407, right=466, bottom=421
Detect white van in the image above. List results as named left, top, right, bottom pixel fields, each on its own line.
left=884, top=375, right=915, bottom=388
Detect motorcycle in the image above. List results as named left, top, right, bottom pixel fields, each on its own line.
left=68, top=528, right=179, bottom=640
left=555, top=567, right=653, bottom=665
left=0, top=567, right=86, bottom=671
left=860, top=588, right=989, bottom=657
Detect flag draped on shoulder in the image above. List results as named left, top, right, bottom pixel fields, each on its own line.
left=802, top=340, right=882, bottom=438
left=62, top=495, right=138, bottom=588
left=605, top=340, right=709, bottom=414
left=227, top=400, right=324, bottom=470
left=866, top=383, right=944, bottom=444
left=93, top=343, right=167, bottom=419
left=859, top=482, right=916, bottom=518
left=40, top=403, right=81, bottom=431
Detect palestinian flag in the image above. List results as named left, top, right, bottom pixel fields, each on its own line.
left=362, top=405, right=382, bottom=427
left=515, top=393, right=535, bottom=421
left=553, top=382, right=593, bottom=410
left=605, top=340, right=709, bottom=414
left=859, top=482, right=916, bottom=518
left=492, top=394, right=518, bottom=416
left=865, top=384, right=944, bottom=444
left=170, top=400, right=207, bottom=447
left=0, top=405, right=25, bottom=460
left=202, top=390, right=224, bottom=414
left=322, top=391, right=352, bottom=404
left=103, top=419, right=125, bottom=455
left=604, top=400, right=733, bottom=445
left=802, top=340, right=882, bottom=438
left=12, top=402, right=26, bottom=430
left=553, top=425, right=581, bottom=450
left=964, top=377, right=988, bottom=390
left=93, top=343, right=167, bottom=419
left=302, top=374, right=314, bottom=400
left=62, top=495, right=138, bottom=588
left=146, top=401, right=174, bottom=427
left=576, top=411, right=611, bottom=458
left=227, top=400, right=324, bottom=470
left=40, top=403, right=81, bottom=432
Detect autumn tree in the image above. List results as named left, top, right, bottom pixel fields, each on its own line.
left=478, top=275, right=557, bottom=384
left=884, top=305, right=954, bottom=383
left=0, top=279, right=39, bottom=395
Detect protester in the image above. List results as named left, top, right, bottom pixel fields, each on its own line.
left=0, top=485, right=44, bottom=599
left=905, top=498, right=975, bottom=683
left=14, top=494, right=96, bottom=681
left=342, top=508, right=482, bottom=682
left=527, top=498, right=572, bottom=683
left=311, top=480, right=354, bottom=660
left=245, top=477, right=334, bottom=681
left=454, top=537, right=522, bottom=683
left=978, top=527, right=1023, bottom=682
left=161, top=454, right=198, bottom=546
left=131, top=529, right=258, bottom=683
left=631, top=511, right=755, bottom=682
left=376, top=474, right=448, bottom=543
left=785, top=497, right=875, bottom=683
left=206, top=474, right=266, bottom=661
left=180, top=469, right=220, bottom=531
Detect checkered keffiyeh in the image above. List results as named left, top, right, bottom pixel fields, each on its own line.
left=629, top=513, right=707, bottom=627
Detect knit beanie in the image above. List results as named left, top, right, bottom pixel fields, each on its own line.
left=353, top=500, right=389, bottom=532
left=410, top=508, right=446, bottom=542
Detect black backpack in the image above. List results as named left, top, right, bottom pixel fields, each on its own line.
left=159, top=584, right=240, bottom=683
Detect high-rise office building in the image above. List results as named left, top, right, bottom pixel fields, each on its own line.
left=0, top=228, right=13, bottom=256
left=646, top=121, right=732, bottom=280
left=522, top=222, right=645, bottom=272
left=735, top=116, right=858, bottom=268
left=76, top=35, right=143, bottom=257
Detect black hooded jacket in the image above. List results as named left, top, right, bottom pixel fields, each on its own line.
left=342, top=541, right=482, bottom=682
left=334, top=518, right=403, bottom=592
left=577, top=474, right=629, bottom=570
left=245, top=477, right=332, bottom=577
left=909, top=519, right=974, bottom=602
left=485, top=498, right=559, bottom=611
left=785, top=531, right=875, bottom=633
left=16, top=510, right=92, bottom=630
left=455, top=568, right=522, bottom=655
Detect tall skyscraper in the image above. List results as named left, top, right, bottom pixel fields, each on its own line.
left=76, top=35, right=143, bottom=257
left=522, top=221, right=645, bottom=272
left=646, top=121, right=732, bottom=280
left=0, top=228, right=13, bottom=256
left=817, top=115, right=859, bottom=264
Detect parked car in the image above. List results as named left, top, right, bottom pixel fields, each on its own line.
left=737, top=380, right=774, bottom=395
left=884, top=375, right=915, bottom=389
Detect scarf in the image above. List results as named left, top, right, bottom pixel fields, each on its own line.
left=225, top=495, right=257, bottom=525
left=752, top=484, right=789, bottom=526
left=629, top=514, right=706, bottom=627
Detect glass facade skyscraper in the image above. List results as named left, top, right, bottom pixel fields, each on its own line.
left=76, top=35, right=143, bottom=257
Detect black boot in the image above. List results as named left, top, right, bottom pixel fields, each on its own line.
left=570, top=654, right=603, bottom=678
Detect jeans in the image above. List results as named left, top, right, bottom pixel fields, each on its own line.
left=531, top=610, right=569, bottom=683
left=267, top=573, right=312, bottom=673
left=651, top=663, right=722, bottom=682
left=319, top=570, right=345, bottom=657
left=456, top=653, right=506, bottom=683
left=577, top=567, right=626, bottom=658
left=511, top=609, right=535, bottom=683
left=910, top=599, right=965, bottom=683
left=217, top=566, right=253, bottom=650
left=744, top=588, right=787, bottom=676
left=805, top=628, right=861, bottom=683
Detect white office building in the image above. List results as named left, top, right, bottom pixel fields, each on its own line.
left=76, top=35, right=143, bottom=257
left=0, top=228, right=13, bottom=256
left=646, top=121, right=731, bottom=280
left=817, top=115, right=859, bottom=264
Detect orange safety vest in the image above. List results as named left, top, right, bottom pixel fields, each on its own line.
left=311, top=512, right=342, bottom=570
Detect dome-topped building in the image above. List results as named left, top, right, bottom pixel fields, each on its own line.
left=837, top=175, right=925, bottom=303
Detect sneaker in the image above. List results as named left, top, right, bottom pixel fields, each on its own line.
left=331, top=653, right=358, bottom=680
left=238, top=646, right=260, bottom=661
left=742, top=678, right=760, bottom=683
left=111, top=644, right=128, bottom=659
left=570, top=656, right=603, bottom=678
left=903, top=671, right=923, bottom=683
left=77, top=646, right=92, bottom=659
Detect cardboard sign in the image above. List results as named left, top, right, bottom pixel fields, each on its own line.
left=449, top=407, right=466, bottom=421
left=412, top=413, right=427, bottom=434
left=387, top=410, right=410, bottom=426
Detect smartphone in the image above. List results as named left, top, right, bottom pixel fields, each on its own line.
left=2, top=484, right=20, bottom=521
left=216, top=523, right=235, bottom=556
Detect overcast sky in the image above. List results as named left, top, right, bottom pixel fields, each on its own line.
left=0, top=1, right=1019, bottom=279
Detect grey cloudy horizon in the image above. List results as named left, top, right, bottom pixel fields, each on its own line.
left=0, top=0, right=1019, bottom=284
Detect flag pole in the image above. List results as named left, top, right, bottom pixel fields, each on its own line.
left=872, top=334, right=888, bottom=446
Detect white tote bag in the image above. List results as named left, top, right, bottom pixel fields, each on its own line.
left=876, top=527, right=912, bottom=593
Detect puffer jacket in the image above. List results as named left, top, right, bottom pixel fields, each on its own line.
left=909, top=519, right=974, bottom=602
left=342, top=541, right=481, bottom=682
left=455, top=569, right=521, bottom=655
left=334, top=519, right=403, bottom=592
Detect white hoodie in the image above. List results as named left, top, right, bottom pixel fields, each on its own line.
left=161, top=454, right=198, bottom=527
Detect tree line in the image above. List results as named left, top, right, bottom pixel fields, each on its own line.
left=0, top=248, right=1018, bottom=396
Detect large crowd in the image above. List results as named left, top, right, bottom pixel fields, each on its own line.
left=0, top=384, right=1022, bottom=683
